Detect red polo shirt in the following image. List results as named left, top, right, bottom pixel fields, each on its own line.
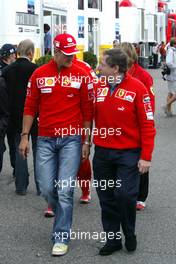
left=24, top=59, right=93, bottom=137
left=93, top=73, right=156, bottom=161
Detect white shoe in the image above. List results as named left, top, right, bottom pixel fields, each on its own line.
left=52, top=243, right=68, bottom=256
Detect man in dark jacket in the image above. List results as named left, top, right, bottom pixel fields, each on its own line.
left=0, top=44, right=16, bottom=175
left=0, top=77, right=9, bottom=175
left=2, top=39, right=39, bottom=195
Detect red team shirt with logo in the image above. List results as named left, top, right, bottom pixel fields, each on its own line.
left=93, top=73, right=156, bottom=161
left=24, top=59, right=93, bottom=137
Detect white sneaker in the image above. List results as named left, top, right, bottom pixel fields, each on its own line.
left=52, top=243, right=68, bottom=256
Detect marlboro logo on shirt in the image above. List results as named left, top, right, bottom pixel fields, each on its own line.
left=37, top=77, right=55, bottom=88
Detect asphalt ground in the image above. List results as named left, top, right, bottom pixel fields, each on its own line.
left=0, top=69, right=176, bottom=264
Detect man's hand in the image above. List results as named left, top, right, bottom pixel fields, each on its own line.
left=138, top=159, right=151, bottom=174
left=82, top=143, right=90, bottom=160
left=19, top=136, right=30, bottom=159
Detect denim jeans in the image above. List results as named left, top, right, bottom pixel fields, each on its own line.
left=15, top=133, right=38, bottom=193
left=36, top=135, right=81, bottom=244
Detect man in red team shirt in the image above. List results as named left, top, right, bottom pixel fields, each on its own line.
left=44, top=58, right=95, bottom=216
left=19, top=34, right=93, bottom=256
left=93, top=48, right=156, bottom=256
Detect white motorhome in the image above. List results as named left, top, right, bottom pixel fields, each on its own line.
left=119, top=0, right=166, bottom=60
left=0, top=0, right=121, bottom=60
left=0, top=0, right=69, bottom=58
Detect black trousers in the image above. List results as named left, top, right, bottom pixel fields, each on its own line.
left=0, top=136, right=6, bottom=174
left=137, top=171, right=149, bottom=202
left=14, top=133, right=39, bottom=194
left=153, top=54, right=158, bottom=68
left=7, top=131, right=16, bottom=171
left=0, top=132, right=16, bottom=175
left=93, top=146, right=140, bottom=245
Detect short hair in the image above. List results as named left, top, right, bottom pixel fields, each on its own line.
left=170, top=37, right=176, bottom=47
left=119, top=42, right=138, bottom=67
left=103, top=48, right=128, bottom=73
left=17, top=39, right=34, bottom=57
left=44, top=23, right=50, bottom=31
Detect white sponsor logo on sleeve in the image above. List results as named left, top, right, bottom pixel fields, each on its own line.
left=146, top=112, right=154, bottom=120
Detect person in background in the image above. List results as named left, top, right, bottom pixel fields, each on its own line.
left=19, top=33, right=93, bottom=256
left=163, top=37, right=176, bottom=117
left=73, top=58, right=96, bottom=203
left=159, top=41, right=166, bottom=64
left=93, top=48, right=156, bottom=256
left=44, top=23, right=52, bottom=55
left=0, top=77, right=9, bottom=176
left=0, top=44, right=16, bottom=74
left=133, top=43, right=140, bottom=57
left=0, top=44, right=16, bottom=176
left=119, top=42, right=155, bottom=211
left=2, top=39, right=39, bottom=195
left=152, top=43, right=159, bottom=69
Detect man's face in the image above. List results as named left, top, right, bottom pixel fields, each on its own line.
left=9, top=53, right=16, bottom=64
left=97, top=55, right=115, bottom=79
left=54, top=50, right=74, bottom=68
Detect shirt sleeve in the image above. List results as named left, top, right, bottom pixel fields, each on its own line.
left=135, top=82, right=156, bottom=161
left=23, top=71, right=40, bottom=117
left=143, top=74, right=155, bottom=113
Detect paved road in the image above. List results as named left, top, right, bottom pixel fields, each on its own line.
left=0, top=69, right=176, bottom=264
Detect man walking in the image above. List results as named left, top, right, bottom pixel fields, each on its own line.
left=2, top=39, right=39, bottom=195
left=0, top=44, right=16, bottom=175
left=19, top=33, right=93, bottom=256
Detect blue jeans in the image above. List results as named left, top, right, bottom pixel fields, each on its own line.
left=36, top=135, right=81, bottom=244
